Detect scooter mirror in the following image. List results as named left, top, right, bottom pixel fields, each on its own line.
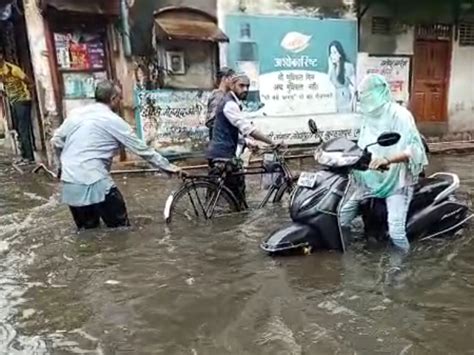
left=308, top=119, right=318, bottom=135
left=377, top=132, right=401, bottom=147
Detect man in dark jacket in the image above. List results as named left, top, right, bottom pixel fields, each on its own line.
left=207, top=73, right=279, bottom=208
left=205, top=67, right=235, bottom=140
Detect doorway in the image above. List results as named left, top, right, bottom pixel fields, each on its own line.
left=0, top=1, right=44, bottom=158
left=411, top=24, right=452, bottom=122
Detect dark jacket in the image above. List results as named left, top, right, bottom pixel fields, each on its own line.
left=206, top=93, right=240, bottom=160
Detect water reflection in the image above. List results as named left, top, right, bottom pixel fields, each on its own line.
left=0, top=154, right=472, bottom=354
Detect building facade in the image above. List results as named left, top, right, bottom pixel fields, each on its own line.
left=359, top=1, right=474, bottom=136
left=1, top=0, right=472, bottom=165
left=0, top=0, right=127, bottom=163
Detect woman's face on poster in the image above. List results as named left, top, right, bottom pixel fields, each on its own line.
left=330, top=45, right=341, bottom=64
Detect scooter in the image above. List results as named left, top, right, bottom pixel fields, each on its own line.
left=261, top=119, right=473, bottom=255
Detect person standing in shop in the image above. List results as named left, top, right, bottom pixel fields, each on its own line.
left=0, top=48, right=35, bottom=163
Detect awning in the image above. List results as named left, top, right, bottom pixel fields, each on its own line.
left=40, top=0, right=120, bottom=16
left=154, top=18, right=229, bottom=42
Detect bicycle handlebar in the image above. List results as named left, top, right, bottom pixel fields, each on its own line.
left=252, top=145, right=289, bottom=157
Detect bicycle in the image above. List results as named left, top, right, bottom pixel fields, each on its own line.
left=163, top=147, right=298, bottom=224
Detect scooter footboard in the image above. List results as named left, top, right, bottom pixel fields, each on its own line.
left=261, top=223, right=317, bottom=253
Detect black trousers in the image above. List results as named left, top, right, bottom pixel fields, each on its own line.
left=69, top=187, right=131, bottom=230
left=11, top=101, right=35, bottom=161
left=209, top=159, right=246, bottom=209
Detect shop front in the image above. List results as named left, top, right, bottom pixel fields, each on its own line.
left=39, top=0, right=120, bottom=119
left=0, top=0, right=42, bottom=158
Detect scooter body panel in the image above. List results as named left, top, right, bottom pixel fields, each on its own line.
left=361, top=173, right=468, bottom=241
left=407, top=200, right=470, bottom=240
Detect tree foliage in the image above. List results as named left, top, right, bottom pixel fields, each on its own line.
left=284, top=0, right=349, bottom=17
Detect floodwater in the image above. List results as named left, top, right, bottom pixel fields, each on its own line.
left=0, top=153, right=473, bottom=354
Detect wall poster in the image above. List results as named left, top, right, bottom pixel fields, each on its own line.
left=135, top=89, right=211, bottom=155
left=357, top=53, right=411, bottom=104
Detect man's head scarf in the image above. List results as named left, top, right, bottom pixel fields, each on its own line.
left=231, top=72, right=250, bottom=85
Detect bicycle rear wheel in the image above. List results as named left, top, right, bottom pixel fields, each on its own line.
left=164, top=180, right=240, bottom=224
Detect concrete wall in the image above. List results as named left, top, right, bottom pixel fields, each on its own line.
left=107, top=24, right=137, bottom=126
left=359, top=5, right=414, bottom=55
left=157, top=41, right=215, bottom=90
left=23, top=0, right=61, bottom=165
left=447, top=39, right=474, bottom=132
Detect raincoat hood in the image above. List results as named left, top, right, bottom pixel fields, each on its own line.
left=358, top=73, right=392, bottom=117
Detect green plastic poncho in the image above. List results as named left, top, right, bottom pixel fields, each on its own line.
left=353, top=74, right=428, bottom=198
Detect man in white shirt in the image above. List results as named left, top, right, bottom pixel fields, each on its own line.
left=51, top=80, right=182, bottom=230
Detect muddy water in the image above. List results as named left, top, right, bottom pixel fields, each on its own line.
left=0, top=154, right=473, bottom=354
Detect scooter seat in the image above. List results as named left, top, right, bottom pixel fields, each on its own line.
left=414, top=177, right=451, bottom=196
left=410, top=177, right=452, bottom=213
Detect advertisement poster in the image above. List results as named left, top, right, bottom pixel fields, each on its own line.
left=357, top=54, right=411, bottom=103
left=135, top=89, right=211, bottom=154
left=54, top=32, right=106, bottom=71
left=225, top=14, right=358, bottom=115
left=55, top=31, right=107, bottom=101
left=63, top=71, right=107, bottom=99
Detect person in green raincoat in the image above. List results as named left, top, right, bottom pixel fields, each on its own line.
left=339, top=74, right=428, bottom=251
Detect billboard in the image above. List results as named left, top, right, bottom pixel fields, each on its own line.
left=225, top=14, right=358, bottom=115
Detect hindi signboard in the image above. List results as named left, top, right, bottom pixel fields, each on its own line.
left=357, top=54, right=411, bottom=103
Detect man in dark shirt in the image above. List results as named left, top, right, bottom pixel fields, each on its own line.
left=205, top=67, right=235, bottom=140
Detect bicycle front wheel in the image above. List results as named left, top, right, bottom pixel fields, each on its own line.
left=164, top=180, right=240, bottom=225
left=273, top=175, right=299, bottom=203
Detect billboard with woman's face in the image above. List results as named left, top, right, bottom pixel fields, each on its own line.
left=225, top=14, right=357, bottom=115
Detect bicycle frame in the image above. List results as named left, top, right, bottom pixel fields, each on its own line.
left=165, top=149, right=296, bottom=223
left=212, top=149, right=295, bottom=210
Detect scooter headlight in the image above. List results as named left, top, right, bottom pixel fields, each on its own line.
left=317, top=152, right=360, bottom=167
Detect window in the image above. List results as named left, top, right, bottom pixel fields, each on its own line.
left=459, top=21, right=474, bottom=46
left=371, top=16, right=392, bottom=35
left=416, top=24, right=452, bottom=41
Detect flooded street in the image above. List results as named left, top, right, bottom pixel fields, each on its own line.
left=1, top=153, right=473, bottom=355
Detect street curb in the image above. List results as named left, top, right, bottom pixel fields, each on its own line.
left=427, top=141, right=474, bottom=154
